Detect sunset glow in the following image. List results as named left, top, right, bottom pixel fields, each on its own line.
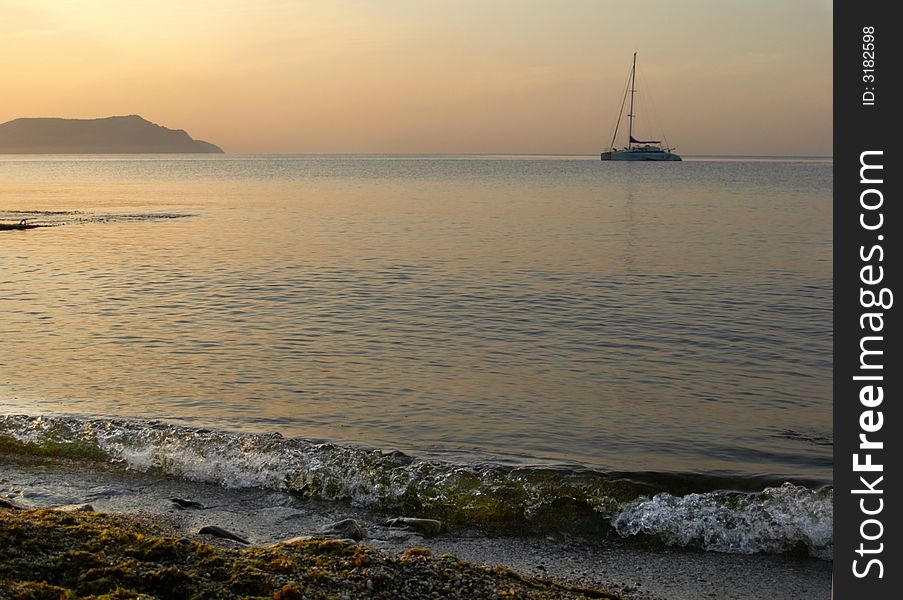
left=3, top=0, right=832, bottom=155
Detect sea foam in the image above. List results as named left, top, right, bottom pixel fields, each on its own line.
left=0, top=414, right=832, bottom=559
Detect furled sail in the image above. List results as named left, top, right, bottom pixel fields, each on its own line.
left=629, top=135, right=660, bottom=144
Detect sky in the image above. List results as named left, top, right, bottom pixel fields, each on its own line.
left=2, top=0, right=832, bottom=155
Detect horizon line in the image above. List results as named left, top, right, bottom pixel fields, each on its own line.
left=0, top=152, right=835, bottom=159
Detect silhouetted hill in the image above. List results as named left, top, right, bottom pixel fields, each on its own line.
left=0, top=115, right=223, bottom=153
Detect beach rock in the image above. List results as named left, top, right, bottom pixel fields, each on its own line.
left=319, top=518, right=364, bottom=541
left=330, top=538, right=358, bottom=546
left=197, top=525, right=250, bottom=545
left=272, top=535, right=356, bottom=547
left=271, top=535, right=315, bottom=546
left=0, top=498, right=23, bottom=510
left=382, top=450, right=414, bottom=465
left=170, top=497, right=204, bottom=509
left=385, top=517, right=443, bottom=536
left=57, top=504, right=95, bottom=512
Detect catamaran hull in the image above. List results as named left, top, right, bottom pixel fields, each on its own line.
left=600, top=150, right=682, bottom=161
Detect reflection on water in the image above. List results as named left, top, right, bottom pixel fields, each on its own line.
left=0, top=155, right=832, bottom=482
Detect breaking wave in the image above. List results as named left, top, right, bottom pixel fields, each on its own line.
left=0, top=414, right=832, bottom=559
left=613, top=484, right=832, bottom=560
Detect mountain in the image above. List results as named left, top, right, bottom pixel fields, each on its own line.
left=0, top=115, right=223, bottom=153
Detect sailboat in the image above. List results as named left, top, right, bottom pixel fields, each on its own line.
left=601, top=52, right=681, bottom=161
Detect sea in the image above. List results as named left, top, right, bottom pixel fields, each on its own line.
left=0, top=155, right=832, bottom=559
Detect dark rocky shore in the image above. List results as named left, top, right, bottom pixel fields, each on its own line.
left=0, top=507, right=615, bottom=599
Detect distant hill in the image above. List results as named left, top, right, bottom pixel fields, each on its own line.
left=0, top=115, right=223, bottom=153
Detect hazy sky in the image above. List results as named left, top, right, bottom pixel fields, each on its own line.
left=3, top=0, right=832, bottom=155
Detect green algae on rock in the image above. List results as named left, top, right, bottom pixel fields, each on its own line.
left=0, top=508, right=620, bottom=599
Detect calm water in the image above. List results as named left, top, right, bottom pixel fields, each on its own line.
left=0, top=155, right=832, bottom=484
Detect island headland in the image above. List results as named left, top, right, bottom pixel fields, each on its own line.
left=0, top=115, right=223, bottom=153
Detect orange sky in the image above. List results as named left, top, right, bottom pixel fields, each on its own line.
left=2, top=0, right=832, bottom=155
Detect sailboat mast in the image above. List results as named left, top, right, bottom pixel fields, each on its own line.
left=627, top=52, right=637, bottom=150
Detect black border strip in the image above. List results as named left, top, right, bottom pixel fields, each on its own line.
left=834, top=1, right=900, bottom=597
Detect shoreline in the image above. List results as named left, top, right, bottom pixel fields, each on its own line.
left=1, top=453, right=831, bottom=599
left=0, top=413, right=834, bottom=561
left=1, top=508, right=614, bottom=599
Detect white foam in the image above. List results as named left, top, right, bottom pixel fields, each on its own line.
left=612, top=482, right=833, bottom=559
left=1, top=414, right=834, bottom=559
